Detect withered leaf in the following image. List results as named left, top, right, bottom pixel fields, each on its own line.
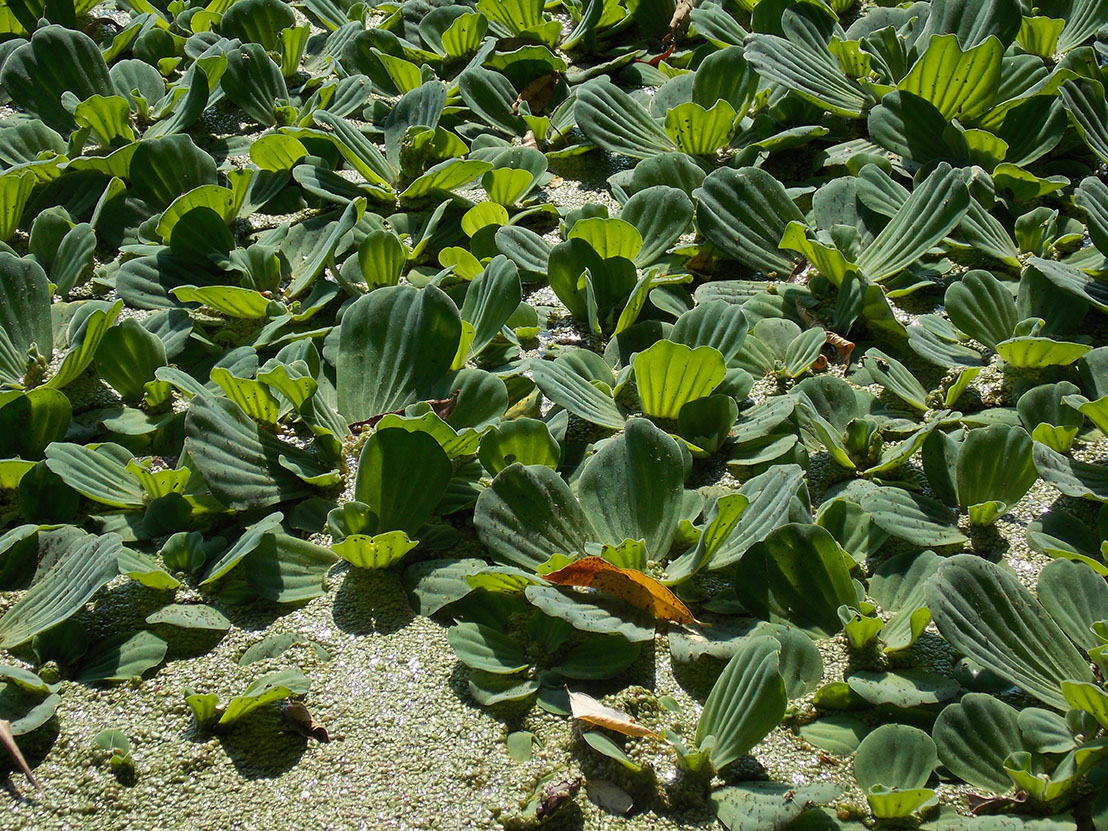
left=348, top=391, right=459, bottom=434
left=280, top=701, right=329, bottom=743
left=536, top=778, right=580, bottom=820
left=542, top=556, right=701, bottom=625
left=568, top=690, right=659, bottom=740
left=0, top=719, right=38, bottom=789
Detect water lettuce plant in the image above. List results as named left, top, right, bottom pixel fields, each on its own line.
left=1, top=0, right=1108, bottom=826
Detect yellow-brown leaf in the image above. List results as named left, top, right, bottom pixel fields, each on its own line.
left=542, top=556, right=700, bottom=626
left=568, top=690, right=659, bottom=740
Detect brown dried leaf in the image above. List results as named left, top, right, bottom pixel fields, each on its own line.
left=348, top=391, right=459, bottom=433
left=542, top=556, right=700, bottom=625
left=0, top=719, right=38, bottom=789
left=536, top=778, right=580, bottom=820
left=280, top=701, right=329, bottom=743
left=568, top=690, right=660, bottom=740
left=670, top=0, right=694, bottom=33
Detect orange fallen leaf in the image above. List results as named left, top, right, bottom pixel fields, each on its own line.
left=568, top=690, right=659, bottom=740
left=542, top=556, right=701, bottom=626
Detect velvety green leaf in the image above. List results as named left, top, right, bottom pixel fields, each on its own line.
left=927, top=554, right=1094, bottom=709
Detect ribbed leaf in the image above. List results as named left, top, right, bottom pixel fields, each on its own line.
left=945, top=270, right=1017, bottom=349
left=530, top=352, right=625, bottom=430
left=860, top=486, right=967, bottom=546
left=745, top=34, right=869, bottom=117
left=184, top=396, right=320, bottom=511
left=926, top=554, right=1094, bottom=709
left=575, top=78, right=676, bottom=159
left=695, top=636, right=787, bottom=770
left=955, top=425, right=1036, bottom=518
left=933, top=693, right=1022, bottom=793
left=1075, top=176, right=1108, bottom=256
left=474, top=463, right=593, bottom=570
left=694, top=167, right=805, bottom=276
left=354, top=428, right=452, bottom=536
left=1060, top=78, right=1108, bottom=164
left=336, top=284, right=461, bottom=422
left=0, top=25, right=112, bottom=131
left=1034, top=442, right=1108, bottom=502
left=855, top=163, right=969, bottom=281
left=0, top=533, right=122, bottom=648
left=576, top=419, right=685, bottom=563
left=898, top=34, right=1002, bottom=122
left=461, top=255, right=521, bottom=360
left=634, top=341, right=726, bottom=420
left=732, top=523, right=857, bottom=637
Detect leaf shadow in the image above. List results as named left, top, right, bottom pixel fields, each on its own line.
left=330, top=564, right=416, bottom=636
left=205, top=707, right=308, bottom=780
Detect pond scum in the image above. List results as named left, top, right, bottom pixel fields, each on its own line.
left=2, top=0, right=1108, bottom=829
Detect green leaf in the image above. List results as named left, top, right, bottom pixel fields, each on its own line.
left=1034, top=442, right=1108, bottom=502
left=855, top=163, right=969, bottom=282
left=576, top=419, right=685, bottom=562
left=530, top=351, right=625, bottom=430
left=0, top=389, right=70, bottom=461
left=400, top=159, right=493, bottom=201
left=222, top=43, right=288, bottom=126
left=575, top=78, right=676, bottom=159
left=695, top=636, right=788, bottom=771
left=0, top=25, right=113, bottom=131
left=996, top=337, right=1091, bottom=369
left=694, top=167, right=805, bottom=276
left=217, top=669, right=310, bottom=726
left=333, top=531, right=419, bottom=570
left=956, top=425, right=1036, bottom=522
left=220, top=0, right=294, bottom=52
left=1036, top=559, right=1108, bottom=652
left=744, top=33, right=869, bottom=118
left=945, top=270, right=1017, bottom=350
left=461, top=256, right=521, bottom=360
left=96, top=318, right=167, bottom=402
left=146, top=603, right=231, bottom=632
left=732, top=524, right=857, bottom=637
left=354, top=428, right=452, bottom=536
left=664, top=100, right=736, bottom=155
left=45, top=299, right=123, bottom=389
left=0, top=172, right=34, bottom=244
left=337, top=285, right=461, bottom=422
left=855, top=722, right=937, bottom=791
left=797, top=715, right=869, bottom=756
left=475, top=464, right=592, bottom=570
left=860, top=486, right=967, bottom=547
left=448, top=622, right=529, bottom=674
left=1060, top=78, right=1108, bottom=164
left=184, top=396, right=321, bottom=511
left=933, top=692, right=1021, bottom=793
left=76, top=631, right=168, bottom=683
left=898, top=34, right=1002, bottom=122
left=666, top=464, right=805, bottom=580
left=712, top=782, right=842, bottom=831
left=847, top=669, right=959, bottom=709
left=0, top=253, right=53, bottom=380
left=927, top=554, right=1095, bottom=709
left=44, top=442, right=144, bottom=509
left=524, top=584, right=655, bottom=642
left=243, top=532, right=338, bottom=602
left=634, top=341, right=726, bottom=420
left=478, top=419, right=560, bottom=476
